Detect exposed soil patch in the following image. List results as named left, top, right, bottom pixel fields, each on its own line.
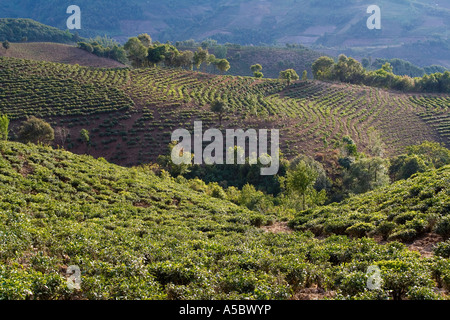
left=261, top=221, right=292, bottom=234
left=293, top=287, right=336, bottom=300
left=405, top=233, right=443, bottom=258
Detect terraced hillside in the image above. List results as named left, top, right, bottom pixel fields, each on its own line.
left=1, top=141, right=449, bottom=300
left=290, top=164, right=450, bottom=244
left=0, top=56, right=449, bottom=166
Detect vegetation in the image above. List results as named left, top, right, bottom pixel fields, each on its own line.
left=0, top=141, right=449, bottom=300
left=0, top=18, right=79, bottom=43
left=77, top=36, right=127, bottom=64
left=312, top=55, right=450, bottom=94
left=0, top=114, right=9, bottom=141
left=279, top=69, right=299, bottom=86
left=17, top=116, right=54, bottom=145
left=289, top=161, right=450, bottom=243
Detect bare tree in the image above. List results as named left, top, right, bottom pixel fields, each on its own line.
left=54, top=126, right=70, bottom=147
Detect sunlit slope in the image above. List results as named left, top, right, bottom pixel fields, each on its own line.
left=0, top=56, right=448, bottom=166
left=0, top=141, right=448, bottom=300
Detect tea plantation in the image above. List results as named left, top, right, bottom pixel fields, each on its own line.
left=289, top=165, right=450, bottom=242
left=1, top=57, right=449, bottom=167
left=0, top=141, right=449, bottom=300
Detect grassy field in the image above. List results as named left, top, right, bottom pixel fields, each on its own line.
left=0, top=141, right=449, bottom=300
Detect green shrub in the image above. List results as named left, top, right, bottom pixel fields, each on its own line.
left=406, top=286, right=442, bottom=300
left=324, top=219, right=353, bottom=235
left=434, top=240, right=450, bottom=258
left=393, top=211, right=417, bottom=224
left=345, top=222, right=374, bottom=238
left=435, top=216, right=450, bottom=239
left=376, top=221, right=396, bottom=239
left=388, top=229, right=417, bottom=242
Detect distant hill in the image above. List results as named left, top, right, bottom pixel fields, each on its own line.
left=3, top=0, right=449, bottom=67
left=0, top=42, right=126, bottom=68
left=0, top=18, right=79, bottom=43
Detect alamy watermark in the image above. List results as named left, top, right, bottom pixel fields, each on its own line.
left=367, top=5, right=381, bottom=30
left=366, top=265, right=383, bottom=290
left=67, top=5, right=81, bottom=30
left=66, top=265, right=82, bottom=290
left=171, top=121, right=280, bottom=176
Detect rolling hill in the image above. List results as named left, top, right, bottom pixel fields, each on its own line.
left=0, top=56, right=449, bottom=167
left=3, top=0, right=449, bottom=67
left=0, top=42, right=126, bottom=68
left=0, top=140, right=449, bottom=300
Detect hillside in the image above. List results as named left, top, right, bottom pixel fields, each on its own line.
left=290, top=164, right=450, bottom=243
left=1, top=56, right=449, bottom=167
left=178, top=44, right=324, bottom=79
left=0, top=141, right=449, bottom=300
left=0, top=42, right=127, bottom=68
left=0, top=18, right=78, bottom=43
left=5, top=0, right=449, bottom=67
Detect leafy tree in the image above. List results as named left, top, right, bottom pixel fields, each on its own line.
left=302, top=70, right=308, bottom=80
left=77, top=42, right=94, bottom=53
left=124, top=37, right=148, bottom=67
left=389, top=154, right=428, bottom=181
left=2, top=40, right=10, bottom=51
left=343, top=157, right=390, bottom=195
left=285, top=160, right=319, bottom=210
left=174, top=50, right=194, bottom=70
left=406, top=141, right=450, bottom=169
left=279, top=69, right=299, bottom=85
left=193, top=47, right=209, bottom=71
left=147, top=44, right=179, bottom=67
left=210, top=100, right=229, bottom=125
left=137, top=33, right=152, bottom=48
left=0, top=114, right=9, bottom=141
left=214, top=45, right=227, bottom=59
left=18, top=116, right=54, bottom=145
left=312, top=56, right=335, bottom=80
left=215, top=59, right=231, bottom=74
left=157, top=141, right=192, bottom=177
left=80, top=129, right=90, bottom=152
left=251, top=64, right=263, bottom=78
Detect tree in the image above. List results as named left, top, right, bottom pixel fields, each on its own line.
left=302, top=70, right=308, bottom=80
left=312, top=56, right=335, bottom=80
left=124, top=37, right=148, bottom=67
left=193, top=47, right=209, bottom=71
left=279, top=69, right=299, bottom=85
left=18, top=116, right=54, bottom=145
left=215, top=59, right=230, bottom=74
left=251, top=64, right=263, bottom=78
left=0, top=114, right=9, bottom=141
left=286, top=160, right=319, bottom=210
left=174, top=50, right=194, bottom=70
left=137, top=33, right=152, bottom=48
left=210, top=100, right=229, bottom=126
left=148, top=44, right=179, bottom=67
left=80, top=129, right=90, bottom=152
left=2, top=40, right=10, bottom=52
left=406, top=141, right=450, bottom=169
left=389, top=154, right=428, bottom=181
left=343, top=157, right=390, bottom=195
left=54, top=127, right=69, bottom=147
left=362, top=58, right=370, bottom=68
